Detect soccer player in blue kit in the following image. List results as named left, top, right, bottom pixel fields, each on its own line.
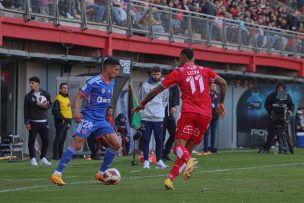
left=50, top=58, right=121, bottom=186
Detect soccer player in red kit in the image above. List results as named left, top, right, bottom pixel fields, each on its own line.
left=133, top=48, right=227, bottom=190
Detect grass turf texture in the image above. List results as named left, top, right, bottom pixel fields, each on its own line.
left=1, top=149, right=304, bottom=203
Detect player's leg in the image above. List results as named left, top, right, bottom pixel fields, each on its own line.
left=182, top=115, right=211, bottom=180
left=50, top=119, right=93, bottom=186
left=141, top=121, right=153, bottom=169
left=165, top=113, right=194, bottom=190
left=50, top=136, right=86, bottom=186
left=95, top=120, right=119, bottom=182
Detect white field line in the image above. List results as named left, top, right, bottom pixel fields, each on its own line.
left=1, top=162, right=303, bottom=193
left=1, top=176, right=78, bottom=182
left=132, top=162, right=304, bottom=178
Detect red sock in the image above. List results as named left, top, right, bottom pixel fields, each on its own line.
left=168, top=159, right=186, bottom=181
left=173, top=144, right=191, bottom=163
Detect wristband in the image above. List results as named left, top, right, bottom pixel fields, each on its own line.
left=140, top=101, right=147, bottom=106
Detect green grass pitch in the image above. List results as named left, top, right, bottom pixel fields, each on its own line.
left=1, top=149, right=304, bottom=203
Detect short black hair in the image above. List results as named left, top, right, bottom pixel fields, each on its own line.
left=151, top=66, right=162, bottom=73
left=59, top=82, right=68, bottom=89
left=104, top=58, right=121, bottom=67
left=181, top=48, right=194, bottom=60
left=107, top=106, right=113, bottom=110
left=276, top=81, right=286, bottom=90
left=29, top=76, right=40, bottom=84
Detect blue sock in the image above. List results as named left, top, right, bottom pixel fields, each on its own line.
left=99, top=148, right=116, bottom=173
left=56, top=147, right=76, bottom=173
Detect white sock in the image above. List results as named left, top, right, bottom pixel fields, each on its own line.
left=98, top=171, right=104, bottom=176
left=54, top=171, right=62, bottom=175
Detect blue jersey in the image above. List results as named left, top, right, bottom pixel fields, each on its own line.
left=79, top=74, right=115, bottom=121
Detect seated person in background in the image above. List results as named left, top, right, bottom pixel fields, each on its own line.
left=115, top=113, right=130, bottom=156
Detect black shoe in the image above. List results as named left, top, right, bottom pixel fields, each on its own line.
left=210, top=148, right=218, bottom=153
left=163, top=154, right=172, bottom=161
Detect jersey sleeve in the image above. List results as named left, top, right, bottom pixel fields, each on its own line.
left=161, top=69, right=178, bottom=89
left=79, top=81, right=92, bottom=97
left=207, top=68, right=219, bottom=81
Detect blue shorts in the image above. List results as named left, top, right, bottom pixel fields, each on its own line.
left=74, top=117, right=115, bottom=139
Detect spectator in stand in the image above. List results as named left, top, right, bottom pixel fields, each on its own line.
left=141, top=6, right=165, bottom=33
left=112, top=0, right=127, bottom=25
left=59, top=0, right=77, bottom=19
left=201, top=0, right=216, bottom=41
left=85, top=0, right=105, bottom=23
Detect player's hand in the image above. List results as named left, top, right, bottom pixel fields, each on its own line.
left=37, top=101, right=48, bottom=109
left=67, top=123, right=71, bottom=129
left=216, top=103, right=225, bottom=118
left=170, top=107, right=176, bottom=114
left=132, top=104, right=145, bottom=114
left=74, top=109, right=83, bottom=123
left=25, top=123, right=31, bottom=131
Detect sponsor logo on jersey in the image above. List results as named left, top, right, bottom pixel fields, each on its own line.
left=97, top=96, right=111, bottom=103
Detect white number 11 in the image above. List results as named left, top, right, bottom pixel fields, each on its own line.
left=186, top=75, right=204, bottom=94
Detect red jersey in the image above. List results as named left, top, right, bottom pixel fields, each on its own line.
left=161, top=62, right=219, bottom=117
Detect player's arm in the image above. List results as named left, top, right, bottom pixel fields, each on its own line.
left=214, top=76, right=227, bottom=118
left=132, top=85, right=166, bottom=113
left=74, top=92, right=85, bottom=123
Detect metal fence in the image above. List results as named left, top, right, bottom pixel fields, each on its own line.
left=1, top=0, right=303, bottom=57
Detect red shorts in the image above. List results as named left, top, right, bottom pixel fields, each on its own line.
left=175, top=112, right=211, bottom=144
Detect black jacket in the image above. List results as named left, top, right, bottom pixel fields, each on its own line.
left=264, top=91, right=294, bottom=114
left=24, top=89, right=52, bottom=124
left=211, top=92, right=220, bottom=120
left=165, top=85, right=180, bottom=119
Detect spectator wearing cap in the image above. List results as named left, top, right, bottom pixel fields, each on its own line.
left=24, top=76, right=52, bottom=166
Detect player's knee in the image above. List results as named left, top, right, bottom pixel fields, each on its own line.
left=112, top=144, right=120, bottom=151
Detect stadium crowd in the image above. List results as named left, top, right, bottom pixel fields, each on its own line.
left=1, top=0, right=303, bottom=33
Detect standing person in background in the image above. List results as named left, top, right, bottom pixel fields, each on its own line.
left=162, top=84, right=180, bottom=161
left=105, top=106, right=114, bottom=126
left=197, top=83, right=220, bottom=156
left=24, top=76, right=53, bottom=166
left=139, top=66, right=169, bottom=169
left=259, top=81, right=294, bottom=153
left=133, top=48, right=227, bottom=190
left=52, top=83, right=72, bottom=160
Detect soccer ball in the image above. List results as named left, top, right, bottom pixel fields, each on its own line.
left=103, top=168, right=121, bottom=185
left=37, top=95, right=47, bottom=105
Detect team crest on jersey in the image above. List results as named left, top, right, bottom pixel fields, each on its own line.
left=82, top=129, right=87, bottom=134
left=183, top=125, right=193, bottom=134
left=101, top=88, right=106, bottom=94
